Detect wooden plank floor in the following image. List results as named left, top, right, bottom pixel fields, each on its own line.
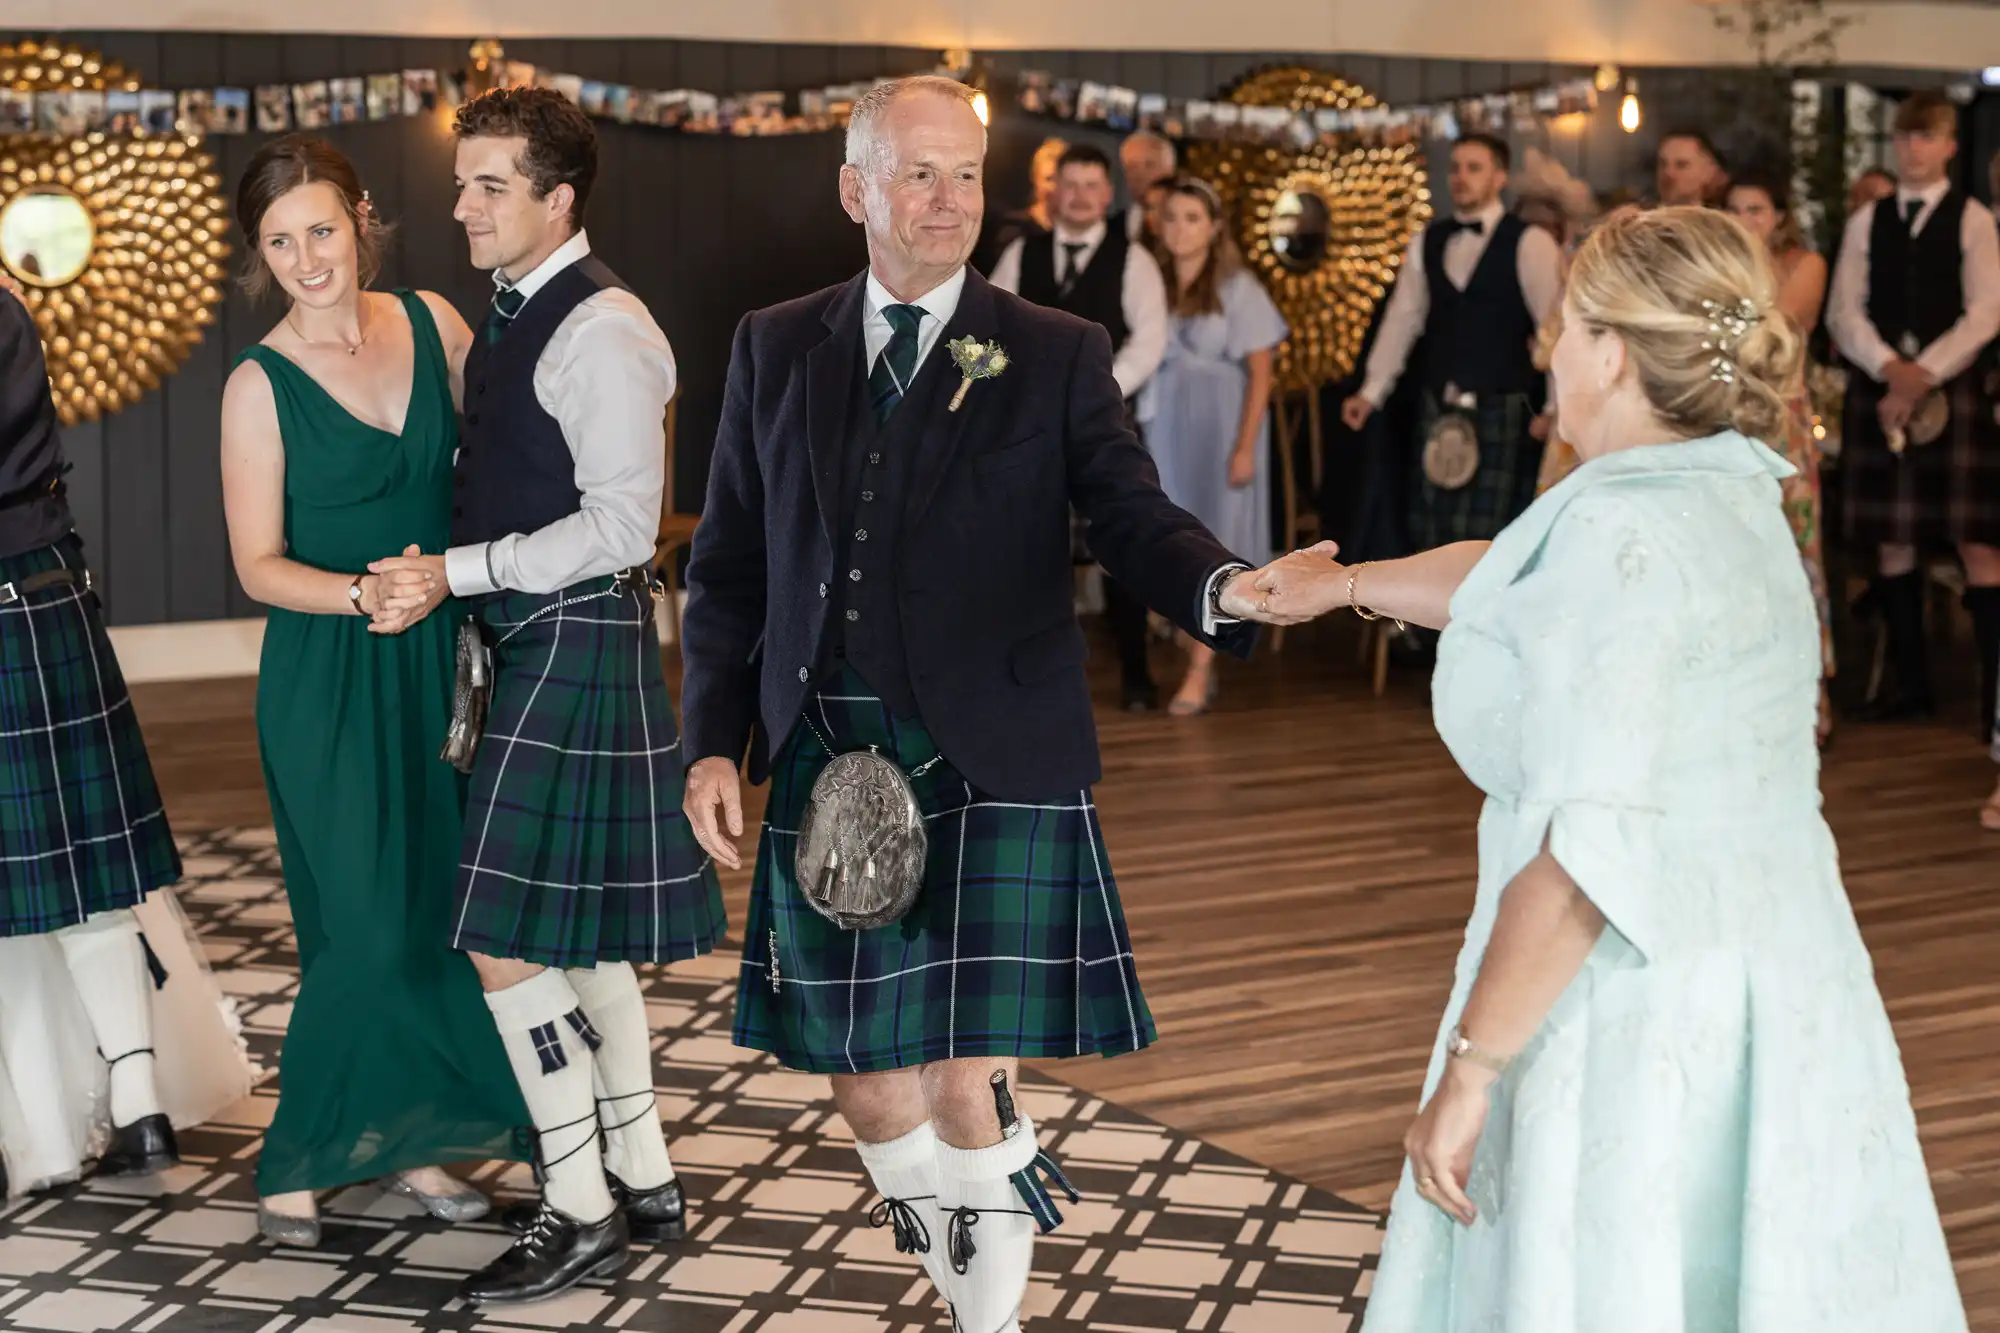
left=130, top=622, right=2000, bottom=1327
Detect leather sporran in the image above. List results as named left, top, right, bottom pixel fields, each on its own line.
left=794, top=747, right=928, bottom=931
left=1907, top=388, right=1950, bottom=447
left=1423, top=413, right=1481, bottom=490
left=440, top=618, right=492, bottom=775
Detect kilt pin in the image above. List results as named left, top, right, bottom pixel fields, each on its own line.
left=682, top=266, right=1255, bottom=1333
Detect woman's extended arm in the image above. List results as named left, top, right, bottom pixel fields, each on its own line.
left=1248, top=540, right=1490, bottom=630
left=1229, top=347, right=1275, bottom=487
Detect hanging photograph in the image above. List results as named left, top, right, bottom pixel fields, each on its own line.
left=605, top=86, right=635, bottom=123
left=1075, top=81, right=1112, bottom=124
left=685, top=92, right=720, bottom=133
left=139, top=90, right=176, bottom=133
left=500, top=62, right=536, bottom=91
left=328, top=78, right=365, bottom=124
left=402, top=69, right=438, bottom=115
left=439, top=70, right=467, bottom=109
left=365, top=74, right=401, bottom=121
left=578, top=82, right=608, bottom=117
left=291, top=81, right=330, bottom=130
left=1137, top=93, right=1167, bottom=133
left=0, top=91, right=31, bottom=134
left=648, top=90, right=689, bottom=129
left=106, top=90, right=142, bottom=134
left=1017, top=71, right=1051, bottom=115
left=176, top=89, right=214, bottom=135
left=550, top=74, right=584, bottom=107
left=1104, top=86, right=1138, bottom=132
left=211, top=88, right=250, bottom=134
left=255, top=85, right=291, bottom=132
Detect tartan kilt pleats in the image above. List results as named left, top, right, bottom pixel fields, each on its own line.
left=1839, top=371, right=2000, bottom=548
left=1408, top=391, right=1544, bottom=551
left=0, top=536, right=180, bottom=937
left=449, top=577, right=725, bottom=968
left=733, top=668, right=1157, bottom=1074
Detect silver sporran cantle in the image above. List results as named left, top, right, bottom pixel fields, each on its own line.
left=1423, top=412, right=1481, bottom=490
left=794, top=747, right=928, bottom=930
left=440, top=618, right=492, bottom=775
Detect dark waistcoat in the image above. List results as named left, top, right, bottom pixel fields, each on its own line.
left=0, top=298, right=72, bottom=559
left=1868, top=191, right=1967, bottom=359
left=818, top=333, right=955, bottom=716
left=1420, top=214, right=1540, bottom=398
left=452, top=255, right=629, bottom=555
left=1016, top=226, right=1131, bottom=352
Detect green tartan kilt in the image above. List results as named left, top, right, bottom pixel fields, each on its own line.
left=733, top=667, right=1157, bottom=1074
left=449, top=575, right=725, bottom=968
left=0, top=536, right=180, bottom=937
left=1408, top=391, right=1545, bottom=550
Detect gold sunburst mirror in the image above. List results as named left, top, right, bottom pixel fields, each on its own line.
left=0, top=40, right=229, bottom=425
left=1187, top=66, right=1432, bottom=390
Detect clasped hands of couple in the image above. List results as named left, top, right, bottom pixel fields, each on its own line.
left=1216, top=540, right=1360, bottom=626
left=352, top=546, right=450, bottom=635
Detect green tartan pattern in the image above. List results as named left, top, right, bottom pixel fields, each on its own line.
left=450, top=576, right=725, bottom=967
left=1408, top=391, right=1545, bottom=550
left=0, top=536, right=180, bottom=937
left=733, top=668, right=1157, bottom=1073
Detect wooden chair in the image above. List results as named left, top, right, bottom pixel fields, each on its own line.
left=1269, top=388, right=1325, bottom=658
left=653, top=395, right=700, bottom=642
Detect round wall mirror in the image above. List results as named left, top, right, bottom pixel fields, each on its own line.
left=0, top=189, right=96, bottom=288
left=1270, top=189, right=1332, bottom=272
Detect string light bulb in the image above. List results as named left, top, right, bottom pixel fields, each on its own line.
left=1594, top=63, right=1621, bottom=93
left=972, top=90, right=990, bottom=125
left=1620, top=81, right=1642, bottom=134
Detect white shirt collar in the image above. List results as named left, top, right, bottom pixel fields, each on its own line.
left=1897, top=179, right=1950, bottom=212
left=1052, top=219, right=1109, bottom=249
left=865, top=264, right=967, bottom=330
left=1453, top=200, right=1507, bottom=229
left=496, top=229, right=592, bottom=304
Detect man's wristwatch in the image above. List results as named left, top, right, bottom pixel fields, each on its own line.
left=1445, top=1024, right=1510, bottom=1075
left=1208, top=563, right=1250, bottom=619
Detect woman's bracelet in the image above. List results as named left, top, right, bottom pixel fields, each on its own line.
left=1346, top=562, right=1406, bottom=632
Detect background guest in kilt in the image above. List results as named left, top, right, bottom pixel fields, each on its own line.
left=1140, top=175, right=1288, bottom=715
left=1827, top=91, right=2000, bottom=740
left=1656, top=128, right=1729, bottom=209
left=1340, top=134, right=1563, bottom=556
left=991, top=142, right=1172, bottom=712
left=368, top=88, right=726, bottom=1305
left=219, top=136, right=528, bottom=1248
left=0, top=280, right=186, bottom=1185
left=680, top=77, right=1259, bottom=1333
left=1728, top=172, right=1836, bottom=744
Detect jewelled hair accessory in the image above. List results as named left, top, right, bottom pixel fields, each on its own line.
left=1700, top=297, right=1760, bottom=384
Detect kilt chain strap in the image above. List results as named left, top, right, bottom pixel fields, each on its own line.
left=798, top=708, right=945, bottom=780
left=495, top=567, right=663, bottom=647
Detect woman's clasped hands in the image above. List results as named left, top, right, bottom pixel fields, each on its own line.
left=360, top=543, right=449, bottom=635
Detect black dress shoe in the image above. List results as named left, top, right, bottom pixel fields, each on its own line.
left=459, top=1201, right=628, bottom=1306
left=1120, top=680, right=1158, bottom=713
left=96, top=1114, right=179, bottom=1177
left=501, top=1174, right=687, bottom=1244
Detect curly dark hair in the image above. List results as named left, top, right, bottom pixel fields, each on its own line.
left=234, top=134, right=393, bottom=300
left=452, top=87, right=597, bottom=233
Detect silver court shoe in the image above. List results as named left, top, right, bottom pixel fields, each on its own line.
left=257, top=1200, right=322, bottom=1248
left=387, top=1172, right=491, bottom=1223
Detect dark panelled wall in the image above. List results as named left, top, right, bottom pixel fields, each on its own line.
left=6, top=32, right=1794, bottom=624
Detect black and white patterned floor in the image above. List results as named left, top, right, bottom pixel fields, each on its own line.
left=0, top=828, right=1383, bottom=1332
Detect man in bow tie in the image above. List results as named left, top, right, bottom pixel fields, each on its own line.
left=680, top=75, right=1258, bottom=1333
left=1341, top=132, right=1563, bottom=553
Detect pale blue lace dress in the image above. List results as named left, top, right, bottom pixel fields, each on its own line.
left=1362, top=432, right=1967, bottom=1333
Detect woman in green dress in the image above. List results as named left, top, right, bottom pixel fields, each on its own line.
left=219, top=136, right=527, bottom=1246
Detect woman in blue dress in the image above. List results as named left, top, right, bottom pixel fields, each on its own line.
left=1138, top=175, right=1288, bottom=715
left=1249, top=207, right=1967, bottom=1330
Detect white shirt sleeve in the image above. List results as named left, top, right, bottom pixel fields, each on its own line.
left=444, top=290, right=673, bottom=597
left=1360, top=233, right=1430, bottom=408
left=1828, top=203, right=1895, bottom=382
left=1516, top=224, right=1564, bottom=329
left=1916, top=200, right=2000, bottom=384
left=1113, top=244, right=1170, bottom=398
left=989, top=237, right=1026, bottom=295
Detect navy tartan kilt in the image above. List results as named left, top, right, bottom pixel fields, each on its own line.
left=1840, top=371, right=2000, bottom=547
left=734, top=668, right=1157, bottom=1074
left=1408, top=391, right=1544, bottom=551
left=0, top=536, right=180, bottom=938
left=449, top=576, right=725, bottom=968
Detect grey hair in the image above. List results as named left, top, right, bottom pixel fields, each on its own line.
left=844, top=75, right=985, bottom=174
left=1122, top=129, right=1176, bottom=167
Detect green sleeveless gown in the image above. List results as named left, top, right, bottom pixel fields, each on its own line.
left=239, top=291, right=528, bottom=1195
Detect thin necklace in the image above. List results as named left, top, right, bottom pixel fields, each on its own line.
left=286, top=300, right=370, bottom=356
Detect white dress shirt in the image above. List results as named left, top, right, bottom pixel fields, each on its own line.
left=989, top=219, right=1170, bottom=398
left=863, top=265, right=965, bottom=382
left=1827, top=180, right=2000, bottom=383
left=444, top=230, right=677, bottom=598
left=1359, top=201, right=1565, bottom=409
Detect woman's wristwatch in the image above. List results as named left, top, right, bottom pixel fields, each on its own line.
left=1445, top=1024, right=1510, bottom=1075
left=348, top=573, right=367, bottom=615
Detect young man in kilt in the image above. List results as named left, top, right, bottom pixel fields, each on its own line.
left=1828, top=92, right=2000, bottom=738
left=370, top=89, right=725, bottom=1303
left=681, top=78, right=1260, bottom=1333
left=0, top=283, right=183, bottom=1181
left=1340, top=134, right=1563, bottom=556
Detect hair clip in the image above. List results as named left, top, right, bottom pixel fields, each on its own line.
left=1700, top=296, right=1760, bottom=384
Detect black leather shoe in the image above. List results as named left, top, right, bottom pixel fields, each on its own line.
left=459, top=1202, right=628, bottom=1305
left=96, top=1114, right=179, bottom=1177
left=1120, top=680, right=1158, bottom=713
left=501, top=1174, right=687, bottom=1244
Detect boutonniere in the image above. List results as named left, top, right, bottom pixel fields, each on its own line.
left=947, top=336, right=1009, bottom=412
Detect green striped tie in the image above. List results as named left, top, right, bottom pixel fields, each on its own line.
left=483, top=284, right=526, bottom=345
left=868, top=304, right=923, bottom=424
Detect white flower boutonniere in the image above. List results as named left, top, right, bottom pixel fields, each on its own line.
left=947, top=336, right=1009, bottom=412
